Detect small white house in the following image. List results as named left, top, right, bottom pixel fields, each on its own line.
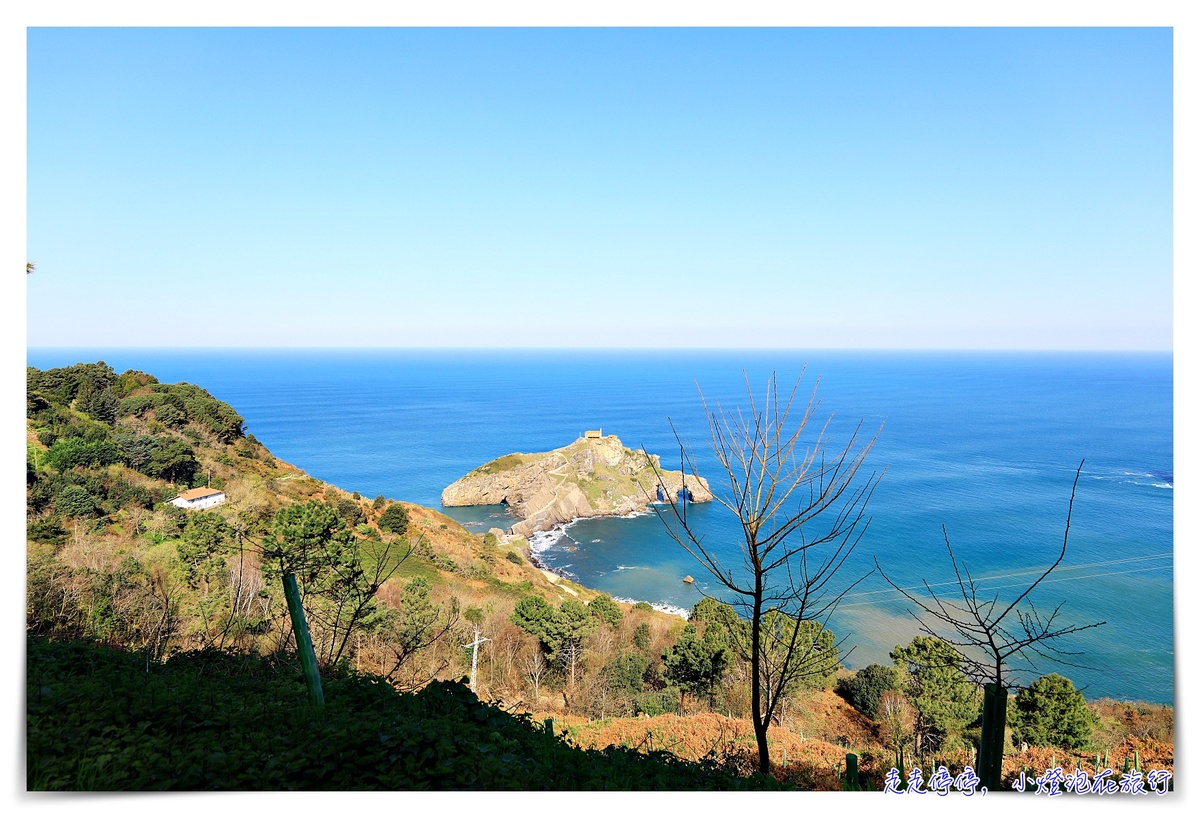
left=171, top=487, right=226, bottom=510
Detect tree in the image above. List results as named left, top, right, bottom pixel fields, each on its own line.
left=510, top=595, right=597, bottom=664
left=510, top=595, right=561, bottom=656
left=652, top=370, right=882, bottom=774
left=523, top=641, right=548, bottom=703
left=875, top=462, right=1105, bottom=788
left=264, top=501, right=407, bottom=667
left=380, top=577, right=460, bottom=692
left=45, top=437, right=118, bottom=470
left=377, top=502, right=410, bottom=535
left=661, top=622, right=729, bottom=712
left=632, top=621, right=652, bottom=651
left=604, top=651, right=649, bottom=698
left=587, top=593, right=624, bottom=628
left=55, top=485, right=95, bottom=518
left=890, top=635, right=980, bottom=758
left=1010, top=673, right=1094, bottom=751
left=877, top=689, right=916, bottom=772
left=836, top=662, right=901, bottom=719
left=145, top=439, right=199, bottom=485
left=177, top=511, right=232, bottom=593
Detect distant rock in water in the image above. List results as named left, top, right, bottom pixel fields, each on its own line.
left=441, top=433, right=713, bottom=537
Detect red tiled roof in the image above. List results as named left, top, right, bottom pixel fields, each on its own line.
left=176, top=487, right=224, bottom=501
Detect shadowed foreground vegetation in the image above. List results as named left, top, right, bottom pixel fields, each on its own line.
left=26, top=636, right=781, bottom=791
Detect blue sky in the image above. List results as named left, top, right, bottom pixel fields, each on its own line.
left=22, top=25, right=1175, bottom=350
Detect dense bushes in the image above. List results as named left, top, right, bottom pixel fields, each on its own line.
left=836, top=663, right=900, bottom=718
left=26, top=637, right=780, bottom=791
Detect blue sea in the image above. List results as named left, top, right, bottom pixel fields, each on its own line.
left=25, top=348, right=1174, bottom=704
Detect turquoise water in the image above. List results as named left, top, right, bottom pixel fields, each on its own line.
left=26, top=348, right=1174, bottom=703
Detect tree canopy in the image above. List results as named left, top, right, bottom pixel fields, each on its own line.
left=1010, top=673, right=1094, bottom=751
left=890, top=635, right=981, bottom=756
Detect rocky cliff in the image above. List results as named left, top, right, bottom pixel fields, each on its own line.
left=441, top=434, right=713, bottom=537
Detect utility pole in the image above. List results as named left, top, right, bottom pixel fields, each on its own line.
left=462, top=629, right=490, bottom=694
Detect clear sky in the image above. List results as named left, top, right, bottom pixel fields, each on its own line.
left=22, top=24, right=1175, bottom=350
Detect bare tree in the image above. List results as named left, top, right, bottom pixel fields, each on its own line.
left=877, top=689, right=916, bottom=772
left=875, top=460, right=1106, bottom=789
left=652, top=370, right=883, bottom=775
left=523, top=641, right=548, bottom=704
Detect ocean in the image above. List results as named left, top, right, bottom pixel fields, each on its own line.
left=25, top=348, right=1174, bottom=704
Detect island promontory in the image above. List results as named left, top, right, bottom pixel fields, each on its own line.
left=441, top=432, right=713, bottom=537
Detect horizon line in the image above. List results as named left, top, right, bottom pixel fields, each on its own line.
left=25, top=345, right=1175, bottom=354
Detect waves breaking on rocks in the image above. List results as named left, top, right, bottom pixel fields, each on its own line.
left=524, top=518, right=690, bottom=618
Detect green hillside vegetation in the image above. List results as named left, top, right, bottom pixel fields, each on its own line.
left=26, top=636, right=778, bottom=791
left=26, top=362, right=1174, bottom=791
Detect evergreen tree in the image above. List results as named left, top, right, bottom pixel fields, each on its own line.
left=587, top=593, right=624, bottom=628
left=837, top=662, right=901, bottom=718
left=891, top=636, right=981, bottom=757
left=1010, top=673, right=1094, bottom=750
left=510, top=595, right=597, bottom=663
left=662, top=623, right=729, bottom=710
left=378, top=503, right=409, bottom=534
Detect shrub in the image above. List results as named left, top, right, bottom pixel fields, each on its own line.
left=632, top=622, right=652, bottom=651
left=44, top=437, right=119, bottom=471
left=55, top=486, right=96, bottom=518
left=836, top=663, right=900, bottom=718
left=27, top=517, right=68, bottom=545
left=378, top=503, right=410, bottom=535
left=634, top=689, right=680, bottom=718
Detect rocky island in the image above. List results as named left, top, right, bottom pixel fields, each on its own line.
left=441, top=432, right=713, bottom=537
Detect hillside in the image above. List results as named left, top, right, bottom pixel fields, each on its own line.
left=441, top=432, right=713, bottom=536
left=25, top=362, right=653, bottom=693
left=26, top=362, right=1175, bottom=792
left=26, top=636, right=779, bottom=791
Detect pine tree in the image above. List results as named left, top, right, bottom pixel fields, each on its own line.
left=1010, top=673, right=1094, bottom=750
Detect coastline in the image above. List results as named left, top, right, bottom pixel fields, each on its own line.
left=524, top=515, right=691, bottom=619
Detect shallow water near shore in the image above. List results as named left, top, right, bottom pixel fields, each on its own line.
left=27, top=348, right=1174, bottom=703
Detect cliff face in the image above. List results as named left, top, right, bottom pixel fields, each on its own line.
left=441, top=434, right=713, bottom=537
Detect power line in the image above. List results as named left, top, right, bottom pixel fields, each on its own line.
left=837, top=559, right=1172, bottom=611
left=844, top=552, right=1173, bottom=602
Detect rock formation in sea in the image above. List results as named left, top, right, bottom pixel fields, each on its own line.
left=441, top=433, right=713, bottom=537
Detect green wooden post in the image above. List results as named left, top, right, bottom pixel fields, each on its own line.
left=844, top=752, right=860, bottom=791
left=978, top=682, right=1008, bottom=792
left=282, top=571, right=324, bottom=710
